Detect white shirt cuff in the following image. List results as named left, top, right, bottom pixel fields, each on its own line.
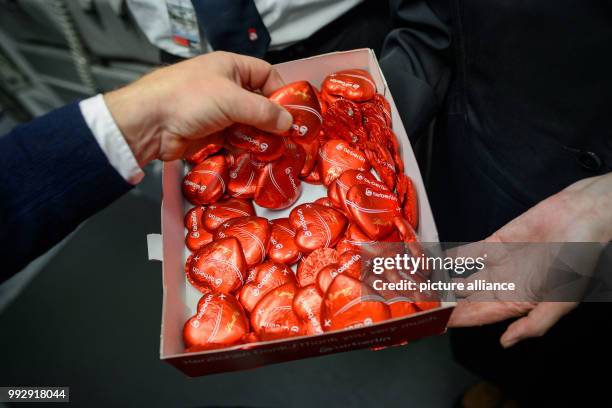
left=79, top=94, right=145, bottom=185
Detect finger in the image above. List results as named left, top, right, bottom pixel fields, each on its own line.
left=451, top=269, right=490, bottom=298
left=224, top=88, right=293, bottom=133
left=448, top=301, right=512, bottom=327
left=448, top=299, right=533, bottom=327
left=500, top=302, right=577, bottom=348
left=182, top=131, right=223, bottom=159
left=230, top=54, right=285, bottom=96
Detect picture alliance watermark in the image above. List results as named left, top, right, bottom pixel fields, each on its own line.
left=368, top=252, right=519, bottom=293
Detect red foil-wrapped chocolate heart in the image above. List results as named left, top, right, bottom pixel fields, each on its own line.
left=318, top=139, right=370, bottom=186
left=186, top=237, right=247, bottom=294
left=254, top=138, right=305, bottom=209
left=203, top=197, right=255, bottom=232
left=182, top=155, right=229, bottom=205
left=227, top=152, right=258, bottom=198
left=345, top=184, right=401, bottom=240
left=361, top=102, right=388, bottom=135
left=364, top=143, right=396, bottom=191
left=393, top=216, right=418, bottom=243
left=269, top=81, right=322, bottom=139
left=322, top=99, right=363, bottom=144
left=183, top=292, right=248, bottom=351
left=293, top=285, right=324, bottom=335
left=293, top=135, right=320, bottom=177
left=184, top=206, right=213, bottom=252
left=316, top=251, right=362, bottom=294
left=320, top=88, right=344, bottom=106
left=302, top=166, right=322, bottom=184
left=333, top=169, right=389, bottom=214
left=335, top=223, right=401, bottom=254
left=242, top=332, right=260, bottom=344
left=214, top=216, right=270, bottom=267
left=314, top=86, right=327, bottom=115
left=373, top=94, right=392, bottom=127
left=321, top=274, right=390, bottom=332
left=314, top=196, right=336, bottom=208
left=185, top=132, right=225, bottom=165
left=296, top=247, right=340, bottom=287
left=387, top=297, right=419, bottom=319
left=289, top=203, right=348, bottom=253
left=226, top=124, right=285, bottom=162
left=250, top=282, right=304, bottom=341
left=238, top=261, right=295, bottom=313
left=322, top=69, right=376, bottom=102
left=396, top=174, right=419, bottom=231
left=268, top=218, right=301, bottom=265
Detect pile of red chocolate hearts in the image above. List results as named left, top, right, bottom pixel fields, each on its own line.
left=181, top=69, right=438, bottom=352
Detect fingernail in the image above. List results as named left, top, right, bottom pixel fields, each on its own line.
left=277, top=110, right=292, bottom=131
left=501, top=336, right=518, bottom=349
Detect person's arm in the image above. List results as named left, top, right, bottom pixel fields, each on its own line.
left=0, top=52, right=292, bottom=281
left=380, top=0, right=452, bottom=143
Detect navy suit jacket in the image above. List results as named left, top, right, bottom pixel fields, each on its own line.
left=0, top=102, right=133, bottom=281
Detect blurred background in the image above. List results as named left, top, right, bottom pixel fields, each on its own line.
left=0, top=1, right=476, bottom=406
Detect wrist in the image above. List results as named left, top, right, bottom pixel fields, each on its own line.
left=566, top=173, right=612, bottom=242
left=591, top=175, right=612, bottom=241
left=104, top=84, right=164, bottom=168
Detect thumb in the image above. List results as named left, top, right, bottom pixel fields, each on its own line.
left=500, top=302, right=577, bottom=348
left=224, top=88, right=293, bottom=134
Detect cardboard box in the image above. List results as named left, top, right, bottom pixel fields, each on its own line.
left=147, top=49, right=455, bottom=377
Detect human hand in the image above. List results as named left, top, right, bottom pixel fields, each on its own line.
left=104, top=51, right=293, bottom=167
left=448, top=173, right=612, bottom=347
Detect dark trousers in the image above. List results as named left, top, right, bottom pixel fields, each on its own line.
left=430, top=111, right=612, bottom=407
left=161, top=0, right=391, bottom=65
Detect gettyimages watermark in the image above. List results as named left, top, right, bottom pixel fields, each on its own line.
left=353, top=242, right=612, bottom=303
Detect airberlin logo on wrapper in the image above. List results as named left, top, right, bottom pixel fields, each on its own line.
left=296, top=208, right=312, bottom=237
left=285, top=167, right=300, bottom=194
left=230, top=156, right=248, bottom=179
left=261, top=321, right=300, bottom=333
left=356, top=173, right=386, bottom=190
left=191, top=293, right=214, bottom=328
left=192, top=266, right=223, bottom=287
left=207, top=212, right=224, bottom=224
left=270, top=236, right=283, bottom=250
left=184, top=180, right=206, bottom=192
left=365, top=188, right=397, bottom=201
left=190, top=210, right=200, bottom=237
left=253, top=265, right=277, bottom=297
left=336, top=142, right=366, bottom=162
left=235, top=131, right=269, bottom=152
left=329, top=77, right=360, bottom=89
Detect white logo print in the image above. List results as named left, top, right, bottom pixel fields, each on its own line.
left=291, top=124, right=309, bottom=136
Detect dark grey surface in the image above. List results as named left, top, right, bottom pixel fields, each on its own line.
left=0, top=192, right=476, bottom=407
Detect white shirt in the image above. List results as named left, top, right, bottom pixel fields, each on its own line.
left=80, top=95, right=145, bottom=185
left=127, top=0, right=363, bottom=57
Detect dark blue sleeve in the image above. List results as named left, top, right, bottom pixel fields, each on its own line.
left=0, top=102, right=134, bottom=280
